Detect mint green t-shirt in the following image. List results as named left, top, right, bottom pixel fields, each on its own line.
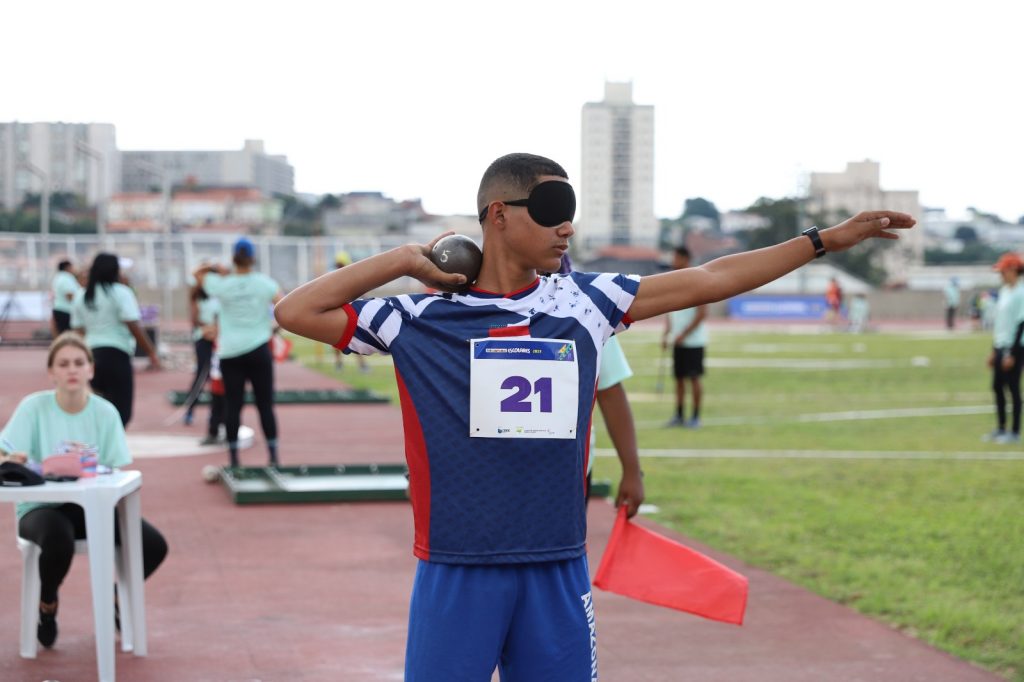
left=1, top=391, right=132, bottom=519
left=668, top=307, right=708, bottom=348
left=192, top=297, right=221, bottom=342
left=598, top=335, right=634, bottom=390
left=70, top=283, right=141, bottom=355
left=202, top=272, right=280, bottom=359
left=51, top=271, right=82, bottom=314
left=993, top=283, right=1024, bottom=350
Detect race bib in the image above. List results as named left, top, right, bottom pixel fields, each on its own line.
left=469, top=338, right=579, bottom=439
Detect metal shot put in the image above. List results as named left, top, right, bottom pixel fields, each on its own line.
left=429, top=235, right=482, bottom=290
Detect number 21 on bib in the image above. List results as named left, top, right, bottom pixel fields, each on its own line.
left=469, top=338, right=579, bottom=439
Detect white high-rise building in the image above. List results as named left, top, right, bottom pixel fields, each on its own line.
left=0, top=122, right=120, bottom=210
left=580, top=82, right=656, bottom=247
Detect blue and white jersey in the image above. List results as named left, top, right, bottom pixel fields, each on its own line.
left=337, top=272, right=640, bottom=564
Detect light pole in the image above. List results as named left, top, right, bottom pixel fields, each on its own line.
left=18, top=161, right=49, bottom=238
left=74, top=139, right=107, bottom=239
left=131, top=159, right=174, bottom=326
left=19, top=162, right=50, bottom=281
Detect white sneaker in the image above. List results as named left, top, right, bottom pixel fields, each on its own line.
left=981, top=429, right=1007, bottom=442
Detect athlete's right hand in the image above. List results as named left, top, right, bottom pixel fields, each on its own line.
left=407, top=232, right=470, bottom=293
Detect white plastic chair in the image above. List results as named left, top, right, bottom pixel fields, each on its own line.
left=16, top=513, right=134, bottom=658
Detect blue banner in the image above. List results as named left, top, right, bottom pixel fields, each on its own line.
left=473, top=339, right=575, bottom=361
left=728, top=295, right=828, bottom=320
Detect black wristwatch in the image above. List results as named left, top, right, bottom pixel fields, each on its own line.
left=802, top=226, right=826, bottom=258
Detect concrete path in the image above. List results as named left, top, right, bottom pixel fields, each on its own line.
left=0, top=347, right=1000, bottom=681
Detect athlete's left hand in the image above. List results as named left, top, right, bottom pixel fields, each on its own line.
left=616, top=470, right=645, bottom=518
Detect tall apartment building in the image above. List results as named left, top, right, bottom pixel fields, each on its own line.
left=122, top=139, right=294, bottom=197
left=0, top=122, right=120, bottom=210
left=808, top=160, right=923, bottom=278
left=580, top=82, right=656, bottom=247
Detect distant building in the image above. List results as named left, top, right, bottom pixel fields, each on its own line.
left=121, top=140, right=294, bottom=197
left=808, top=160, right=923, bottom=279
left=0, top=121, right=120, bottom=209
left=580, top=82, right=657, bottom=248
left=321, top=192, right=426, bottom=236
left=107, top=187, right=283, bottom=234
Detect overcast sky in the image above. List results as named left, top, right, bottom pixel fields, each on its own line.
left=4, top=1, right=1022, bottom=222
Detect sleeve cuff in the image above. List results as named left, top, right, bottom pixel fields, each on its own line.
left=332, top=303, right=359, bottom=351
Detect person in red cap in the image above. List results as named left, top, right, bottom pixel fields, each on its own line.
left=983, top=252, right=1024, bottom=444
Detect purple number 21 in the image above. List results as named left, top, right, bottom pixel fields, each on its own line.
left=500, top=376, right=553, bottom=413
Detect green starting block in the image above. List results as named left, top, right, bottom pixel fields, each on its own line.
left=215, top=466, right=614, bottom=505
left=168, top=388, right=389, bottom=406
left=218, top=464, right=409, bottom=504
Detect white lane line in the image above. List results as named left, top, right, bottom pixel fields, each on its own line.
left=627, top=404, right=992, bottom=427
left=592, top=448, right=1024, bottom=461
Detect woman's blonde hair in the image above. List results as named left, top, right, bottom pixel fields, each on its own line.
left=47, top=332, right=94, bottom=368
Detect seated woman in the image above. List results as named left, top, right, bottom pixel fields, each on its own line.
left=0, top=332, right=168, bottom=649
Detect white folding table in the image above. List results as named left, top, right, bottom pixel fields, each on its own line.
left=1, top=469, right=146, bottom=682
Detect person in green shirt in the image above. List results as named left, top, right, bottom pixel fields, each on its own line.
left=194, top=237, right=283, bottom=467
left=183, top=282, right=224, bottom=441
left=662, top=247, right=708, bottom=428
left=983, top=253, right=1024, bottom=444
left=70, top=253, right=161, bottom=426
left=0, top=332, right=168, bottom=649
left=50, top=259, right=82, bottom=336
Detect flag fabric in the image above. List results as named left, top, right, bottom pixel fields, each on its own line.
left=592, top=506, right=749, bottom=625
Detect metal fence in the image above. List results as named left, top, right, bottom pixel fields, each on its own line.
left=0, top=231, right=420, bottom=322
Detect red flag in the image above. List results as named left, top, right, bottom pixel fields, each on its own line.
left=593, top=506, right=749, bottom=625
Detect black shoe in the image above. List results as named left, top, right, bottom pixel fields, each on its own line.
left=38, top=603, right=58, bottom=648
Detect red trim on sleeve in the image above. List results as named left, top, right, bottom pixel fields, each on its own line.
left=621, top=311, right=635, bottom=326
left=488, top=325, right=531, bottom=338
left=332, top=303, right=359, bottom=350
left=396, top=369, right=432, bottom=561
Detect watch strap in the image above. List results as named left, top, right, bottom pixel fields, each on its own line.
left=802, top=226, right=826, bottom=258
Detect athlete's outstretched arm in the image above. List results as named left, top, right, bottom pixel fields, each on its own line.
left=627, top=211, right=916, bottom=322
left=274, top=232, right=466, bottom=345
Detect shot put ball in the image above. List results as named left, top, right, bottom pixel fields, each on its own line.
left=430, top=235, right=483, bottom=287
left=201, top=465, right=221, bottom=483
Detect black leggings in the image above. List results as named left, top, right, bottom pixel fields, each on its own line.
left=52, top=311, right=71, bottom=334
left=185, top=338, right=213, bottom=419
left=992, top=348, right=1023, bottom=434
left=220, top=343, right=277, bottom=445
left=19, top=504, right=168, bottom=604
left=90, top=347, right=134, bottom=426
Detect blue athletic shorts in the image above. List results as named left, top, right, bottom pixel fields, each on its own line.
left=405, top=556, right=598, bottom=681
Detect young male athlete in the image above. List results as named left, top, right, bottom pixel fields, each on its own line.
left=274, top=153, right=915, bottom=681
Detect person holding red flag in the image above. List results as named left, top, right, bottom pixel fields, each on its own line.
left=275, top=153, right=915, bottom=680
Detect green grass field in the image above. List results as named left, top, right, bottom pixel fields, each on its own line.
left=290, top=327, right=1023, bottom=680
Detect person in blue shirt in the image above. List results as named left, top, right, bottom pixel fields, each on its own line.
left=71, top=253, right=161, bottom=426
left=274, top=153, right=915, bottom=681
left=0, top=333, right=168, bottom=648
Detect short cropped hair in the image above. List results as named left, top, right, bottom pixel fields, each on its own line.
left=57, top=260, right=73, bottom=272
left=674, top=246, right=691, bottom=259
left=477, top=153, right=568, bottom=216
left=47, top=331, right=93, bottom=368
